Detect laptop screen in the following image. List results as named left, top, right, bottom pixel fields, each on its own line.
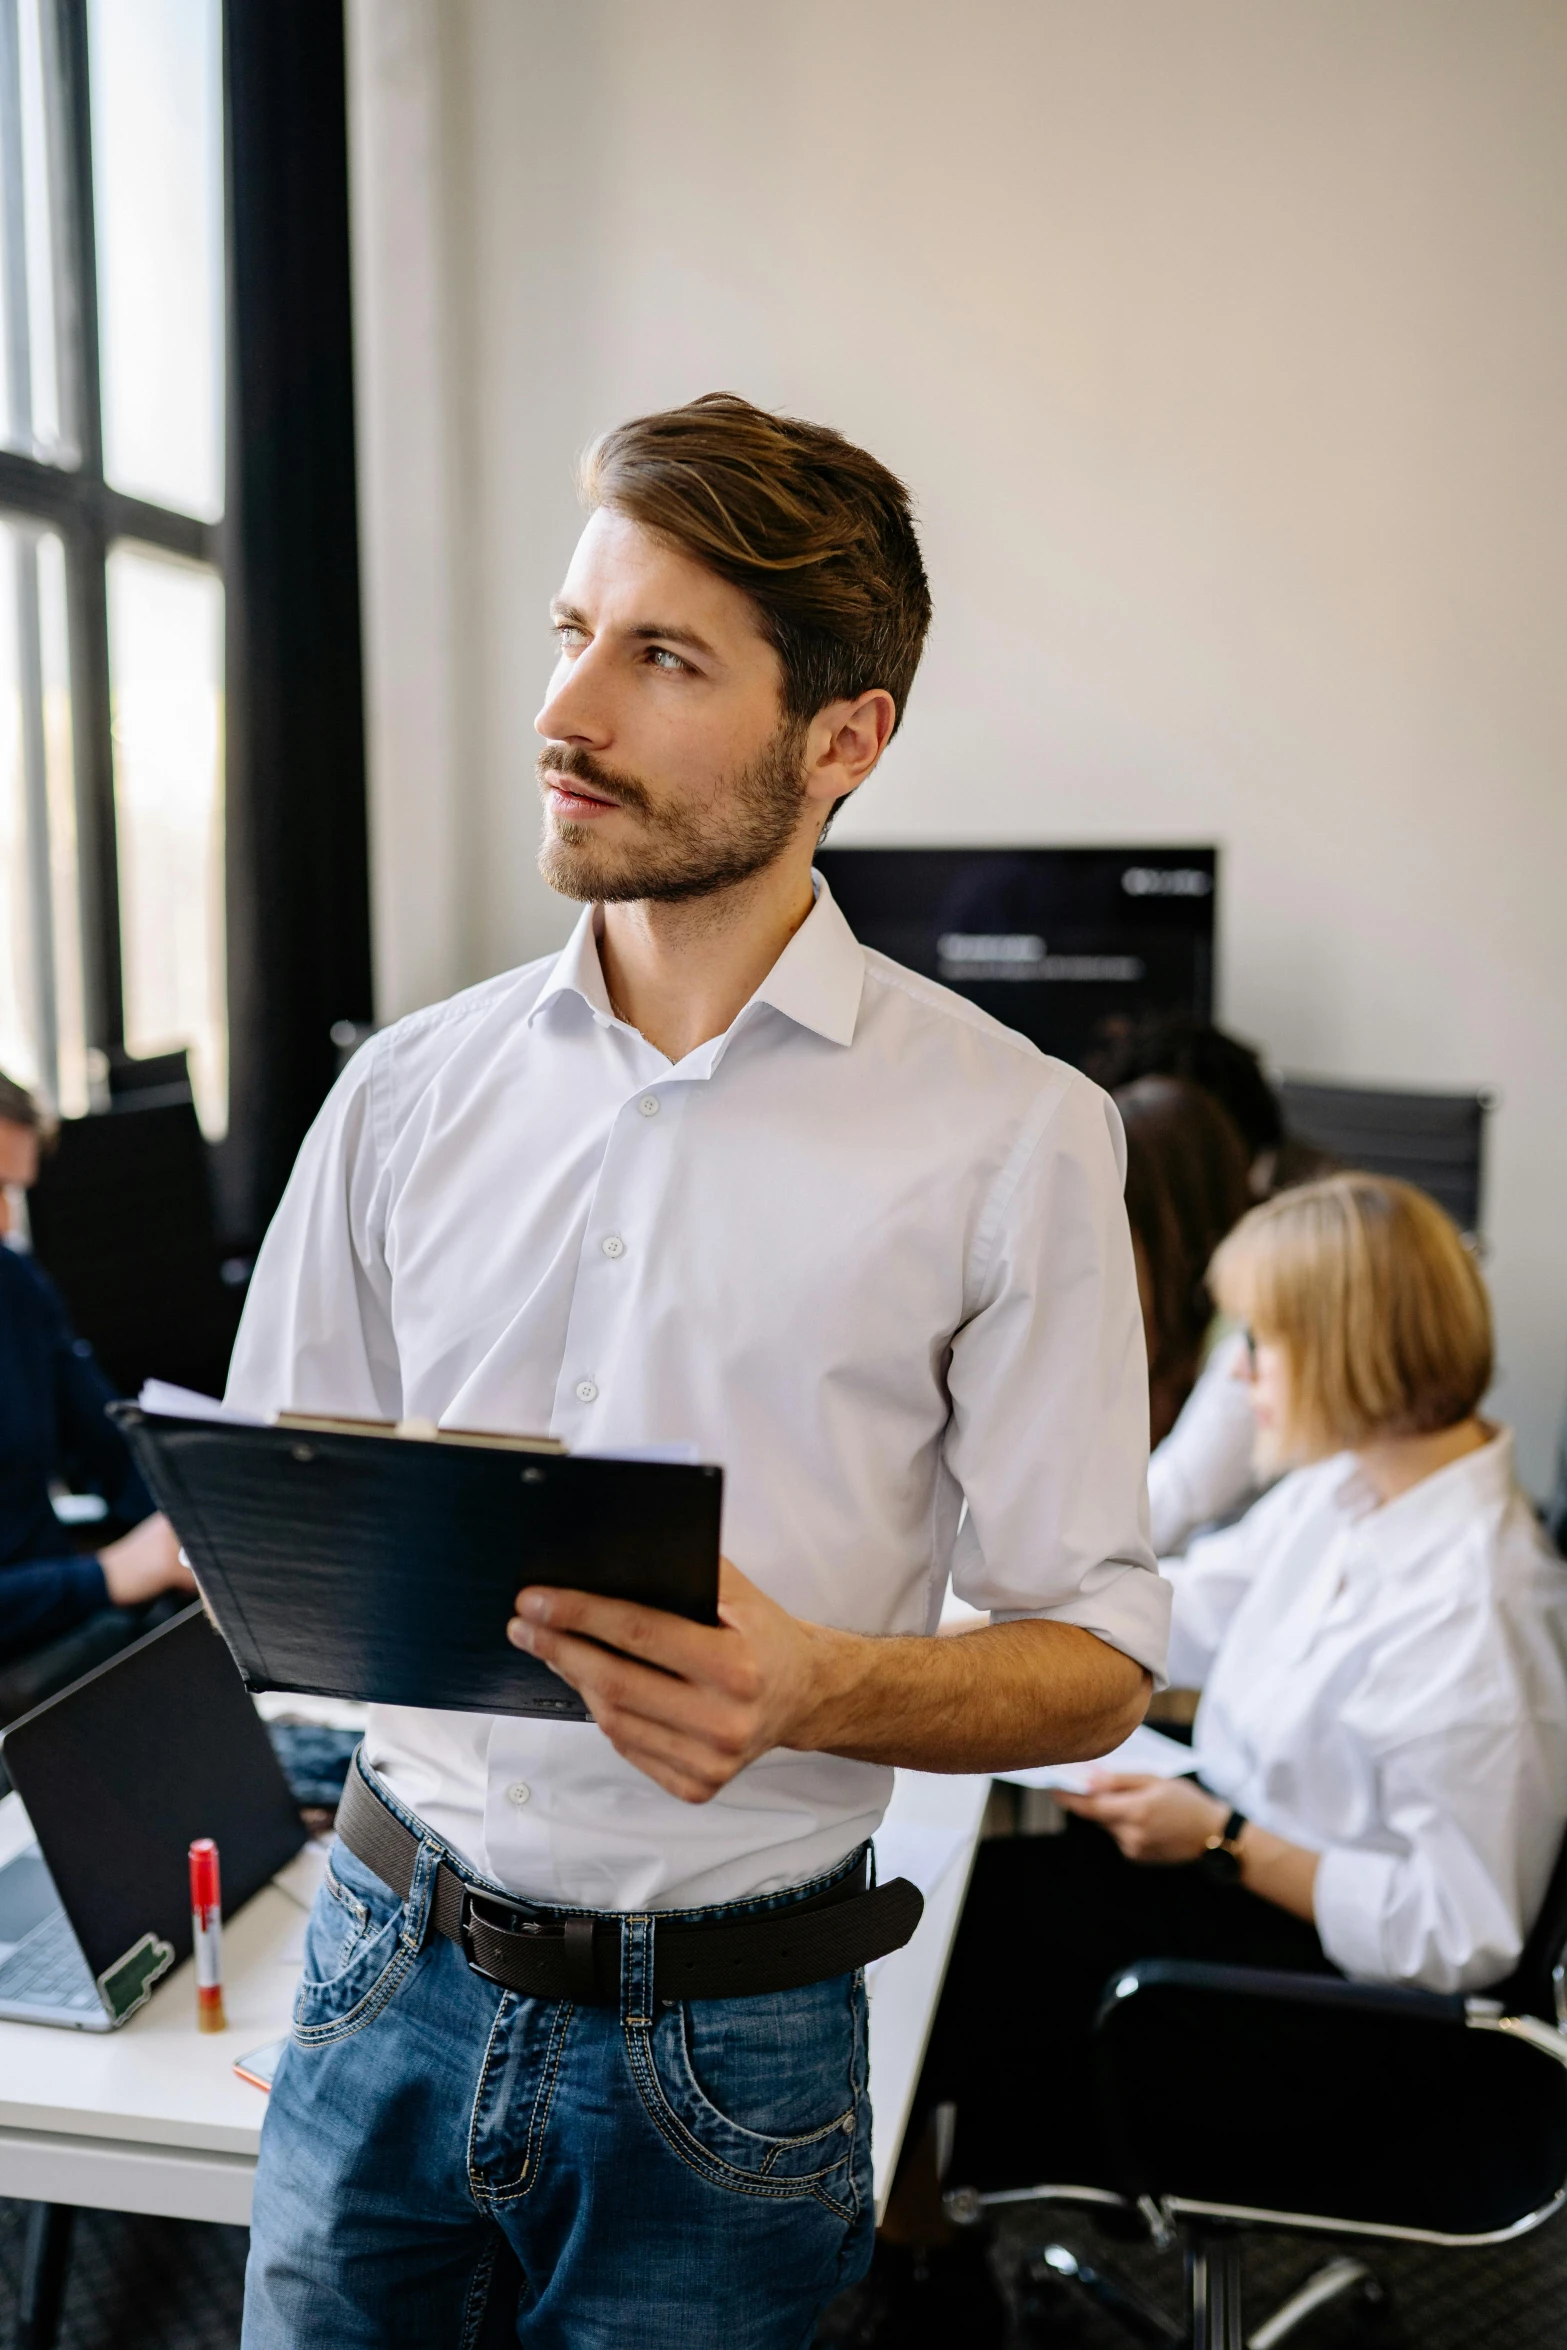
left=0, top=1605, right=305, bottom=1994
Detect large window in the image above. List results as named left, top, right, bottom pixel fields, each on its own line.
left=0, top=0, right=226, bottom=1134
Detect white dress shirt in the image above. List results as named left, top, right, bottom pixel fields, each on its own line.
left=227, top=879, right=1166, bottom=1910
left=1147, top=1328, right=1261, bottom=1556
left=1170, top=1431, right=1567, bottom=1991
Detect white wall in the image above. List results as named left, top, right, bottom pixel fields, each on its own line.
left=348, top=0, right=1567, bottom=1489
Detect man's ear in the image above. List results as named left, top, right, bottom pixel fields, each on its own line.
left=801, top=690, right=897, bottom=817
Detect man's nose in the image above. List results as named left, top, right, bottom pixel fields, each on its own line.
left=536, top=642, right=614, bottom=750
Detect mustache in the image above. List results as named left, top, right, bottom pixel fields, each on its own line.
left=536, top=747, right=655, bottom=817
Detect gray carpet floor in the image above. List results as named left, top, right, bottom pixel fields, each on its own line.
left=2, top=2198, right=1565, bottom=2346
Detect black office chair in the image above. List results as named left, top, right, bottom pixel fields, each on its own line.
left=945, top=1833, right=1567, bottom=2348
left=27, top=1072, right=244, bottom=1400
left=102, top=1042, right=200, bottom=1112
left=1277, top=1079, right=1490, bottom=1240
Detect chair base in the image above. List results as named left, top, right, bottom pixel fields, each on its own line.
left=16, top=2202, right=74, bottom=2350
left=1024, top=2234, right=1394, bottom=2349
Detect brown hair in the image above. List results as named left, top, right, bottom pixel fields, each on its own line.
left=580, top=393, right=932, bottom=749
left=1118, top=1074, right=1253, bottom=1431
left=1210, top=1172, right=1493, bottom=1455
left=0, top=1068, right=46, bottom=1134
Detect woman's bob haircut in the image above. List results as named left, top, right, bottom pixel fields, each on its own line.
left=1209, top=1171, right=1492, bottom=1457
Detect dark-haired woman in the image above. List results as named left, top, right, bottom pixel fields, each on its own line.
left=1116, top=1074, right=1260, bottom=1554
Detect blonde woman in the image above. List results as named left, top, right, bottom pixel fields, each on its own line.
left=911, top=1173, right=1567, bottom=2200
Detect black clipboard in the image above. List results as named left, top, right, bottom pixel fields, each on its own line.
left=110, top=1406, right=723, bottom=1723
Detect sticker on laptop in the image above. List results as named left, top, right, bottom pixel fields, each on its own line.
left=96, top=1932, right=176, bottom=2022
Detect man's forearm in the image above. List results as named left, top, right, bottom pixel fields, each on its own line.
left=786, top=1617, right=1151, bottom=1774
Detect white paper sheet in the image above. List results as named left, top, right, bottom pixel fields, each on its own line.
left=136, top=1379, right=266, bottom=1425
left=997, top=1721, right=1195, bottom=1794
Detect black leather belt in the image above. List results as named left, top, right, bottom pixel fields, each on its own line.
left=337, top=1762, right=924, bottom=2006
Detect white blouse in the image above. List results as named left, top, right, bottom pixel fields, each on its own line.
left=1147, top=1327, right=1261, bottom=1555
left=1169, top=1431, right=1567, bottom=1992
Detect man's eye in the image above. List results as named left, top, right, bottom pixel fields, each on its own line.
left=647, top=646, right=687, bottom=673
left=553, top=624, right=586, bottom=650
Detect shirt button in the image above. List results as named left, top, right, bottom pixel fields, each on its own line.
left=506, top=1782, right=531, bottom=1807
left=638, top=1095, right=660, bottom=1117
left=575, top=1379, right=598, bottom=1403
left=601, top=1234, right=625, bottom=1259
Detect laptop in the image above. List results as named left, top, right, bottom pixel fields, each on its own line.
left=0, top=1604, right=306, bottom=2030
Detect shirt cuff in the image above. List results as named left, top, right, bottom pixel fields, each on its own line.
left=992, top=1561, right=1172, bottom=1687
left=1312, top=1843, right=1400, bottom=1979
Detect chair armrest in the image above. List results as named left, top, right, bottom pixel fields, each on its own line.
left=1095, top=1957, right=1467, bottom=2033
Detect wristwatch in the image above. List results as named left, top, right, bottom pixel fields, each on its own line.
left=1200, top=1808, right=1248, bottom=1883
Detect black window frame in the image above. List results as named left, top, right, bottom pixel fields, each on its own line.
left=0, top=0, right=371, bottom=1244
left=0, top=0, right=223, bottom=1074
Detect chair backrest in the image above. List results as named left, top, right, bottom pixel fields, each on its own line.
left=27, top=1097, right=241, bottom=1398
left=1498, top=1821, right=1567, bottom=2025
left=1277, top=1078, right=1489, bottom=1237
left=104, top=1043, right=194, bottom=1113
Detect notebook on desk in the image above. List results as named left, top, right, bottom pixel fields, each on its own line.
left=110, top=1402, right=724, bottom=1724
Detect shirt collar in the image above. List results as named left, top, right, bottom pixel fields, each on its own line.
left=527, top=871, right=865, bottom=1051
left=746, top=874, right=864, bottom=1047
left=1330, top=1425, right=1517, bottom=1563
left=529, top=904, right=616, bottom=1027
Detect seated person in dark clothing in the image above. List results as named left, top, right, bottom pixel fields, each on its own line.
left=910, top=1173, right=1567, bottom=2204
left=0, top=1071, right=194, bottom=1680
left=1089, top=1008, right=1338, bottom=1200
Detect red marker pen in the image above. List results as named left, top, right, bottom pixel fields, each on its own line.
left=189, top=1839, right=226, bottom=2033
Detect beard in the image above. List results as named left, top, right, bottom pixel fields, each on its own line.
left=536, top=718, right=809, bottom=905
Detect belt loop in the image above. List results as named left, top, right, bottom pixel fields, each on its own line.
left=401, top=1837, right=443, bottom=1953
left=621, top=1912, right=654, bottom=2027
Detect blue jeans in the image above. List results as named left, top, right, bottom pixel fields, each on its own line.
left=242, top=1780, right=875, bottom=2348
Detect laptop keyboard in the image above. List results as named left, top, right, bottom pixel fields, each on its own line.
left=0, top=1910, right=102, bottom=2013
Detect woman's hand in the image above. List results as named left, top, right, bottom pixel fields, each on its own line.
left=1059, top=1773, right=1323, bottom=1923
left=1055, top=1772, right=1227, bottom=1864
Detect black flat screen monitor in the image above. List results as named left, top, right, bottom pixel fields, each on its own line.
left=814, top=846, right=1216, bottom=1070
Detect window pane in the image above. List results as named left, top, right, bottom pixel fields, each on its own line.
left=89, top=0, right=223, bottom=520
left=0, top=515, right=82, bottom=1112
left=0, top=0, right=69, bottom=463
left=108, top=543, right=225, bottom=1135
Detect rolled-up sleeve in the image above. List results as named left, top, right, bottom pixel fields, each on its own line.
left=1314, top=1723, right=1543, bottom=1991
left=943, top=1072, right=1169, bottom=1681
left=225, top=1041, right=400, bottom=1423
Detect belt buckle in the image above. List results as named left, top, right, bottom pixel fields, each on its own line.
left=458, top=1885, right=545, bottom=1987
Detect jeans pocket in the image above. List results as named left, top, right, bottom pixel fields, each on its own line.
left=292, top=1838, right=422, bottom=2049
left=628, top=1971, right=866, bottom=2214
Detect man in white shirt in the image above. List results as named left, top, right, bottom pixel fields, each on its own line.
left=234, top=393, right=1166, bottom=2349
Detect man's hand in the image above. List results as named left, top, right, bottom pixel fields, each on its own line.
left=1055, top=1772, right=1226, bottom=1864
left=508, top=1558, right=821, bottom=1804
left=98, top=1512, right=198, bottom=1610
left=508, top=1558, right=1150, bottom=1804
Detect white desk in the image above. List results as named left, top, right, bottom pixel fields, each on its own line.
left=0, top=1772, right=989, bottom=2229
left=0, top=1792, right=300, bottom=2224
left=866, top=1770, right=991, bottom=2218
